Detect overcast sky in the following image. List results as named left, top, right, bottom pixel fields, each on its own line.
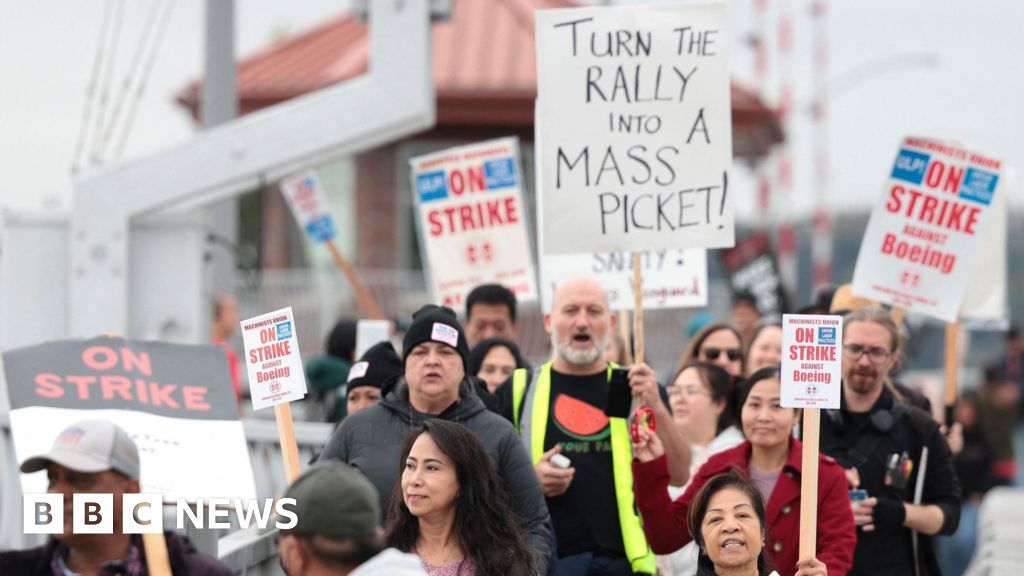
left=2, top=0, right=1021, bottom=218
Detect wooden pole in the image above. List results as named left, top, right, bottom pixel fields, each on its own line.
left=142, top=533, right=173, bottom=576
left=943, top=321, right=959, bottom=426
left=617, top=309, right=634, bottom=366
left=632, top=253, right=644, bottom=365
left=275, top=403, right=302, bottom=484
left=799, top=408, right=820, bottom=561
left=324, top=239, right=385, bottom=320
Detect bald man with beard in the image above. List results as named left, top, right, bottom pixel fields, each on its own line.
left=496, top=278, right=689, bottom=576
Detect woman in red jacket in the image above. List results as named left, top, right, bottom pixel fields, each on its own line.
left=633, top=366, right=855, bottom=575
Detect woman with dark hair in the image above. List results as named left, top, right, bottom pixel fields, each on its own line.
left=386, top=420, right=534, bottom=576
left=680, top=323, right=745, bottom=379
left=468, top=338, right=526, bottom=394
left=661, top=362, right=745, bottom=575
left=633, top=367, right=855, bottom=576
left=686, top=470, right=827, bottom=576
left=744, top=321, right=783, bottom=377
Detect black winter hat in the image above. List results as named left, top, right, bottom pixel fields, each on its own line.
left=402, top=305, right=470, bottom=369
left=347, top=341, right=402, bottom=392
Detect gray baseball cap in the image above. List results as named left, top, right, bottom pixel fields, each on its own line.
left=20, top=420, right=140, bottom=479
left=280, top=461, right=380, bottom=539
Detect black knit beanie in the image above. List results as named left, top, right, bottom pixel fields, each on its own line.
left=347, top=341, right=402, bottom=392
left=402, top=305, right=470, bottom=369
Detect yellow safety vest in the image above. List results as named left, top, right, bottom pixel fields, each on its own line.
left=512, top=362, right=656, bottom=574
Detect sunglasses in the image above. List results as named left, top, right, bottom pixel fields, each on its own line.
left=703, top=347, right=742, bottom=362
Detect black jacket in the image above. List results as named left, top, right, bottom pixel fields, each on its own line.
left=319, top=378, right=552, bottom=575
left=821, top=387, right=961, bottom=576
left=0, top=532, right=232, bottom=576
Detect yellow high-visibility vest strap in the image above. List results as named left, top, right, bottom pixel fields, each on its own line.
left=610, top=417, right=656, bottom=573
left=512, top=368, right=529, bottom=432
left=530, top=364, right=552, bottom=464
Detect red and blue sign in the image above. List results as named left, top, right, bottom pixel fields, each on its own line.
left=416, top=158, right=519, bottom=203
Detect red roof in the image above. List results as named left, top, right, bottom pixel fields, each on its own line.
left=177, top=0, right=783, bottom=157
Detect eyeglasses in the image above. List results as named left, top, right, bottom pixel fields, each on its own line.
left=668, top=385, right=710, bottom=398
left=843, top=344, right=892, bottom=363
left=703, top=347, right=741, bottom=362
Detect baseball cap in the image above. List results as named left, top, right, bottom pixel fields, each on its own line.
left=281, top=461, right=380, bottom=539
left=20, top=420, right=141, bottom=479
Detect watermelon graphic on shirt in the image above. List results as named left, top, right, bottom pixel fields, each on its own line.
left=553, top=394, right=610, bottom=441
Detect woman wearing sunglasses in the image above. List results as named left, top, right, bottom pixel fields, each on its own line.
left=633, top=367, right=855, bottom=576
left=680, top=323, right=745, bottom=378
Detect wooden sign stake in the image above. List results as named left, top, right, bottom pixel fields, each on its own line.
left=943, top=321, right=959, bottom=426
left=799, top=407, right=821, bottom=562
left=632, top=253, right=645, bottom=365
left=325, top=239, right=385, bottom=320
left=142, top=533, right=173, bottom=576
left=275, top=403, right=302, bottom=484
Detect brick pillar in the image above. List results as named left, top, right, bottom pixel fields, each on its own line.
left=355, top=145, right=399, bottom=268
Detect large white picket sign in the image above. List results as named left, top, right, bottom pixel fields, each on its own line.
left=536, top=2, right=733, bottom=255
left=852, top=137, right=1004, bottom=322
left=410, top=138, right=538, bottom=308
left=540, top=249, right=707, bottom=312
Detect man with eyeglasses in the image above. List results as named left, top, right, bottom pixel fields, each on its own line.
left=819, top=307, right=961, bottom=576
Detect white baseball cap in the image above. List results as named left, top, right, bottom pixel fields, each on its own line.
left=20, top=420, right=140, bottom=479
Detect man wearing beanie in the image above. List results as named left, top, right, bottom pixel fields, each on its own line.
left=0, top=420, right=231, bottom=576
left=320, top=304, right=552, bottom=574
left=275, top=462, right=423, bottom=575
left=345, top=341, right=402, bottom=415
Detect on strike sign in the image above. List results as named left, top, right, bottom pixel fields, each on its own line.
left=241, top=307, right=307, bottom=410
left=780, top=314, right=842, bottom=409
left=852, top=137, right=1003, bottom=322
left=410, top=138, right=538, bottom=308
left=536, top=2, right=733, bottom=255
left=280, top=172, right=336, bottom=243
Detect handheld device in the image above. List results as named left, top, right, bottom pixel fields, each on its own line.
left=551, top=454, right=572, bottom=469
left=605, top=367, right=632, bottom=418
left=849, top=489, right=868, bottom=502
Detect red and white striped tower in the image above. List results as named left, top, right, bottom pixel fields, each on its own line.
left=752, top=0, right=772, bottom=213
left=810, top=0, right=832, bottom=289
left=775, top=0, right=797, bottom=305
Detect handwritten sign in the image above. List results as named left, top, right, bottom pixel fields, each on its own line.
left=852, top=137, right=1003, bottom=322
left=536, top=2, right=733, bottom=255
left=241, top=307, right=307, bottom=410
left=4, top=336, right=257, bottom=501
left=781, top=314, right=842, bottom=409
left=280, top=172, right=337, bottom=243
left=410, top=138, right=538, bottom=308
left=540, top=249, right=707, bottom=311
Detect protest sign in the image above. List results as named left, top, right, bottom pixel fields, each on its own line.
left=410, top=137, right=538, bottom=308
left=535, top=2, right=733, bottom=255
left=852, top=137, right=1004, bottom=322
left=280, top=172, right=337, bottom=243
left=780, top=314, right=842, bottom=410
left=281, top=172, right=384, bottom=319
left=779, top=313, right=842, bottom=562
left=960, top=188, right=1008, bottom=326
left=540, top=249, right=707, bottom=312
left=3, top=336, right=256, bottom=501
left=721, top=231, right=789, bottom=314
left=241, top=307, right=307, bottom=411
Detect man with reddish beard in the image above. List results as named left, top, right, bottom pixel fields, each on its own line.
left=497, top=278, right=690, bottom=575
left=820, top=307, right=961, bottom=576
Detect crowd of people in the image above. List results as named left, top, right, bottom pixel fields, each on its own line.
left=10, top=278, right=1018, bottom=576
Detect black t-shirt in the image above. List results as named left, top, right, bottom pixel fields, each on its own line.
left=544, top=369, right=625, bottom=558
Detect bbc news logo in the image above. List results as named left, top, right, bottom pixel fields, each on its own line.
left=23, top=494, right=297, bottom=534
